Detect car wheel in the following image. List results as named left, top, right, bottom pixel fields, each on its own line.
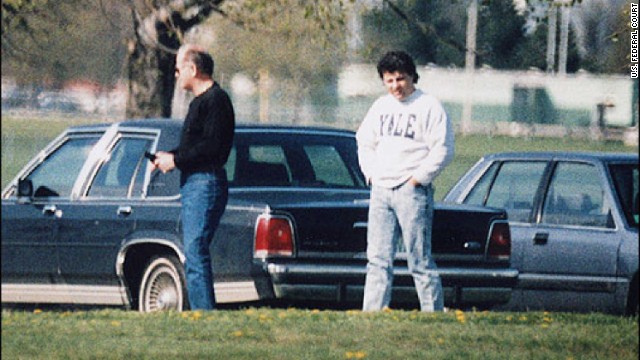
left=139, top=255, right=188, bottom=312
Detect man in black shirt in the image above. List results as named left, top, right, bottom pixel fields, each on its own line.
left=153, top=44, right=235, bottom=310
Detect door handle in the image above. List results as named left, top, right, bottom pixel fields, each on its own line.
left=42, top=204, right=57, bottom=215
left=117, top=206, right=132, bottom=216
left=42, top=204, right=62, bottom=218
left=533, top=232, right=549, bottom=245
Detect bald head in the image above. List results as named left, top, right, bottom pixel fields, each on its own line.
left=177, top=44, right=214, bottom=78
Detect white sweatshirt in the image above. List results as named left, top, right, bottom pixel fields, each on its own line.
left=356, top=89, right=455, bottom=189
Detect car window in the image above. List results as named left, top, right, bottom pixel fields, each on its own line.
left=304, top=145, right=355, bottom=187
left=541, top=162, right=613, bottom=228
left=608, top=163, right=639, bottom=228
left=466, top=161, right=547, bottom=222
left=88, top=137, right=154, bottom=198
left=26, top=135, right=101, bottom=198
left=464, top=162, right=500, bottom=206
left=228, top=132, right=366, bottom=189
left=231, top=145, right=291, bottom=186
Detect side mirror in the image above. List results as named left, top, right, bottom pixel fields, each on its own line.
left=17, top=179, right=33, bottom=204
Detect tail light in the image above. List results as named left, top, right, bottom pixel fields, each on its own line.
left=487, top=221, right=511, bottom=260
left=254, top=214, right=294, bottom=258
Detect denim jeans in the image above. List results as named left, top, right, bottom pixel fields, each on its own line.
left=180, top=170, right=228, bottom=310
left=362, top=182, right=444, bottom=312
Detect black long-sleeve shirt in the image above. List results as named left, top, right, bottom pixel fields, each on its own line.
left=172, top=83, right=235, bottom=174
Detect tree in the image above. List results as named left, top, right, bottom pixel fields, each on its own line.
left=2, top=0, right=350, bottom=118
left=1, top=0, right=218, bottom=116
left=572, top=0, right=631, bottom=74
left=357, top=0, right=584, bottom=72
left=359, top=0, right=467, bottom=66
left=204, top=0, right=348, bottom=122
left=121, top=0, right=222, bottom=118
left=1, top=0, right=129, bottom=89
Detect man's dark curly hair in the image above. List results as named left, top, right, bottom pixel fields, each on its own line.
left=376, top=51, right=419, bottom=84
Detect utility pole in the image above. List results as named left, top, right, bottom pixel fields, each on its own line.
left=547, top=0, right=572, bottom=75
left=558, top=4, right=571, bottom=75
left=462, top=0, right=478, bottom=135
left=465, top=0, right=478, bottom=72
left=546, top=4, right=558, bottom=73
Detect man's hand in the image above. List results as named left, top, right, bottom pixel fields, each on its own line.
left=409, top=177, right=422, bottom=187
left=152, top=151, right=176, bottom=174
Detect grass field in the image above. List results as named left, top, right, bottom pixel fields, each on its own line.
left=2, top=307, right=638, bottom=359
left=2, top=116, right=636, bottom=199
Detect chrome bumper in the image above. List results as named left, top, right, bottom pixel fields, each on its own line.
left=266, top=262, right=518, bottom=307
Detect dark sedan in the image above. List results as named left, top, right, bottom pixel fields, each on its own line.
left=444, top=151, right=638, bottom=315
left=2, top=119, right=517, bottom=312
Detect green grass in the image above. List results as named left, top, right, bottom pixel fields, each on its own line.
left=2, top=116, right=636, bottom=199
left=2, top=308, right=637, bottom=359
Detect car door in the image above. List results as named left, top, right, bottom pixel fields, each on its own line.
left=55, top=133, right=156, bottom=304
left=519, top=160, right=620, bottom=312
left=463, top=160, right=550, bottom=271
left=1, top=133, right=101, bottom=301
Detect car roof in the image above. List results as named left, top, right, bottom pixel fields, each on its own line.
left=483, top=151, right=638, bottom=163
left=68, top=118, right=356, bottom=136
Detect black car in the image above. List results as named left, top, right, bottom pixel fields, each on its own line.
left=2, top=119, right=517, bottom=312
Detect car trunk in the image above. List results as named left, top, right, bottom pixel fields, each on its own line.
left=231, top=190, right=508, bottom=263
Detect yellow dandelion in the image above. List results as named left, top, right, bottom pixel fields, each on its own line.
left=111, top=321, right=121, bottom=327
left=232, top=330, right=244, bottom=337
left=437, top=338, right=445, bottom=344
left=278, top=312, right=288, bottom=319
left=311, top=309, right=321, bottom=314
left=33, top=309, right=42, bottom=314
left=506, top=315, right=513, bottom=321
left=244, top=309, right=256, bottom=316
left=345, top=351, right=367, bottom=359
left=191, top=311, right=203, bottom=320
left=519, top=315, right=528, bottom=321
left=382, top=307, right=393, bottom=313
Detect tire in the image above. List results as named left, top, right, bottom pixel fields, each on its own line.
left=138, top=255, right=188, bottom=312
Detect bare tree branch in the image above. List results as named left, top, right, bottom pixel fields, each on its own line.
left=382, top=0, right=476, bottom=56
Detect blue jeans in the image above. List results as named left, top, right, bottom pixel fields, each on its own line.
left=362, top=182, right=444, bottom=312
left=180, top=170, right=228, bottom=310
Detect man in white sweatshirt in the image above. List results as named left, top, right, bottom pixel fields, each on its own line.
left=356, top=51, right=454, bottom=312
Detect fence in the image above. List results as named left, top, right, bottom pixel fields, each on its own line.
left=2, top=65, right=638, bottom=146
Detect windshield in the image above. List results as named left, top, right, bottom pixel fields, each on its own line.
left=609, top=163, right=639, bottom=228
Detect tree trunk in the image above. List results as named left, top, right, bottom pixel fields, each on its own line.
left=125, top=37, right=178, bottom=118
left=123, top=0, right=221, bottom=119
